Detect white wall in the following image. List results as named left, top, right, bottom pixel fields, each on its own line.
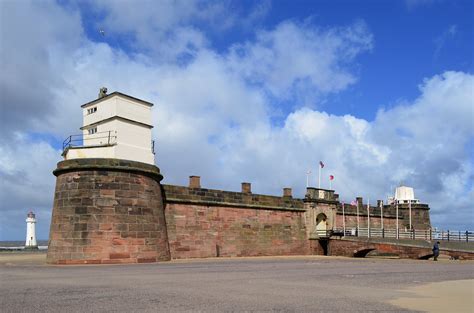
left=66, top=145, right=116, bottom=159
left=116, top=97, right=151, bottom=126
left=83, top=95, right=151, bottom=127
left=81, top=120, right=117, bottom=146
left=83, top=97, right=116, bottom=126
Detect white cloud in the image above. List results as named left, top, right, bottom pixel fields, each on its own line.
left=91, top=0, right=234, bottom=63
left=434, top=24, right=458, bottom=59
left=0, top=134, right=60, bottom=240
left=227, top=20, right=373, bottom=103
left=0, top=0, right=83, bottom=137
left=405, top=0, right=438, bottom=11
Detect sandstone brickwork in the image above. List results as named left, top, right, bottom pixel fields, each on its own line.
left=163, top=184, right=308, bottom=259
left=166, top=204, right=309, bottom=258
left=47, top=159, right=170, bottom=264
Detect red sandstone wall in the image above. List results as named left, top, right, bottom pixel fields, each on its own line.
left=47, top=160, right=170, bottom=264
left=165, top=203, right=309, bottom=259
left=335, top=215, right=398, bottom=230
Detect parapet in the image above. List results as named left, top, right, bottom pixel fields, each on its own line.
left=53, top=158, right=163, bottom=182
left=163, top=181, right=304, bottom=211
left=304, top=187, right=339, bottom=203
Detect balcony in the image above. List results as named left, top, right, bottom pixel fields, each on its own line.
left=62, top=131, right=118, bottom=157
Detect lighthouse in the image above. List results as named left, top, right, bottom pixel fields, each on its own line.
left=25, top=211, right=38, bottom=250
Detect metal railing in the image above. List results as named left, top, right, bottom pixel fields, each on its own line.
left=62, top=131, right=117, bottom=152
left=328, top=227, right=473, bottom=242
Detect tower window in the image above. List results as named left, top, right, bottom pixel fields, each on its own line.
left=88, top=127, right=97, bottom=135
left=87, top=107, right=97, bottom=114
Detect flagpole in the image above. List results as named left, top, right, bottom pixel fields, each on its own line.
left=318, top=164, right=321, bottom=189
left=356, top=201, right=360, bottom=235
left=367, top=198, right=370, bottom=238
left=396, top=201, right=399, bottom=239
left=342, top=202, right=346, bottom=235
left=409, top=200, right=412, bottom=230
left=380, top=200, right=384, bottom=230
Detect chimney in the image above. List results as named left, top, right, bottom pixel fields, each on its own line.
left=189, top=176, right=201, bottom=189
left=356, top=197, right=363, bottom=206
left=283, top=188, right=292, bottom=197
left=241, top=182, right=251, bottom=194
left=377, top=200, right=383, bottom=207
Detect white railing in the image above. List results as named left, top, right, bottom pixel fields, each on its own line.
left=331, top=227, right=474, bottom=242
left=62, top=131, right=117, bottom=152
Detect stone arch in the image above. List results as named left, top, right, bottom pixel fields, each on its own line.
left=316, top=213, right=328, bottom=236
left=353, top=248, right=376, bottom=258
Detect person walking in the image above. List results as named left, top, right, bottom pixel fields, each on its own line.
left=432, top=241, right=440, bottom=261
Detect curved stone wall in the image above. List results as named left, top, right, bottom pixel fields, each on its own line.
left=47, top=158, right=170, bottom=264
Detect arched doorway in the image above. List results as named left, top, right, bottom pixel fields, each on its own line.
left=316, top=213, right=328, bottom=237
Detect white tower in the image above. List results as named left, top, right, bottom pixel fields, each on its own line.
left=25, top=211, right=38, bottom=249
left=62, top=88, right=155, bottom=165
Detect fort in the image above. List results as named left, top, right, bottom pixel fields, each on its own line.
left=46, top=90, right=471, bottom=264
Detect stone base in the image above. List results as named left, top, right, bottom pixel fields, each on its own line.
left=47, top=158, right=171, bottom=264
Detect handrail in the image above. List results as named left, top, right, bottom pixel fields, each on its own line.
left=329, top=227, right=473, bottom=242
left=62, top=131, right=117, bottom=152
left=62, top=131, right=157, bottom=155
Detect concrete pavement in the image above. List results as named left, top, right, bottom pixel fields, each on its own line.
left=1, top=253, right=473, bottom=312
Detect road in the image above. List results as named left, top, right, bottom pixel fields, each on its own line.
left=1, top=254, right=473, bottom=312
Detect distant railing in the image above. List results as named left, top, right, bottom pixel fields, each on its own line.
left=62, top=131, right=117, bottom=153
left=328, top=227, right=473, bottom=242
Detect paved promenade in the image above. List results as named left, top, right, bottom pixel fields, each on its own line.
left=1, top=253, right=473, bottom=312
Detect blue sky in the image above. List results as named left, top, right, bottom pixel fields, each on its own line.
left=0, top=0, right=473, bottom=240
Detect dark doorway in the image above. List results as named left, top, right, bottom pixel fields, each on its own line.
left=319, top=239, right=329, bottom=256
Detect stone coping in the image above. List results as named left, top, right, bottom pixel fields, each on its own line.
left=163, top=185, right=304, bottom=211
left=53, top=158, right=163, bottom=182
left=165, top=197, right=306, bottom=212
left=304, top=198, right=339, bottom=205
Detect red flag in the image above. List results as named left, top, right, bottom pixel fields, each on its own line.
left=329, top=175, right=334, bottom=180
left=350, top=200, right=356, bottom=206
left=319, top=161, right=324, bottom=168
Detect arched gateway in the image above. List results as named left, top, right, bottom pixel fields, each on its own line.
left=316, top=213, right=328, bottom=236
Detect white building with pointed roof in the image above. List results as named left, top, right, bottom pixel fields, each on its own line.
left=63, top=90, right=155, bottom=165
